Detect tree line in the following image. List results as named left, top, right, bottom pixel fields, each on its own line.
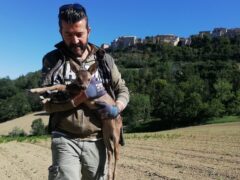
left=0, top=35, right=240, bottom=132
left=0, top=72, right=42, bottom=122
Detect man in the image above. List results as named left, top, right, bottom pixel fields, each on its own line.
left=41, top=3, right=129, bottom=180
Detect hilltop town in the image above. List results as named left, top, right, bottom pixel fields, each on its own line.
left=102, top=27, right=240, bottom=50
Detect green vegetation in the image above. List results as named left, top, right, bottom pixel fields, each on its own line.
left=1, top=35, right=240, bottom=132
left=8, top=127, right=26, bottom=137
left=113, top=35, right=240, bottom=131
left=0, top=135, right=49, bottom=144
left=204, top=116, right=240, bottom=124
left=31, top=118, right=47, bottom=135
left=0, top=71, right=42, bottom=122
left=124, top=132, right=181, bottom=140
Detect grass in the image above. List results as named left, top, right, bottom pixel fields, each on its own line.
left=204, top=115, right=240, bottom=124
left=0, top=135, right=50, bottom=144
left=0, top=132, right=181, bottom=143
left=124, top=132, right=181, bottom=140
left=129, top=116, right=240, bottom=133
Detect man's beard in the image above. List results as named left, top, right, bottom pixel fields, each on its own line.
left=68, top=42, right=88, bottom=57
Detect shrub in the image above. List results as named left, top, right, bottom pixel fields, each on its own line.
left=31, top=118, right=46, bottom=135
left=8, top=127, right=26, bottom=137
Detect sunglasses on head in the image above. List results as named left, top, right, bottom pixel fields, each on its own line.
left=59, top=3, right=86, bottom=14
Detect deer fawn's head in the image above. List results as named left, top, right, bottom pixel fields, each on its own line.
left=69, top=60, right=97, bottom=90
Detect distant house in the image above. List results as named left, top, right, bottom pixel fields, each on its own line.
left=179, top=37, right=191, bottom=46
left=111, top=36, right=137, bottom=50
left=135, top=38, right=143, bottom=44
left=212, top=28, right=227, bottom=37
left=155, top=34, right=180, bottom=46
left=199, top=31, right=211, bottom=38
left=143, top=34, right=179, bottom=46
left=143, top=36, right=155, bottom=44
left=227, top=28, right=240, bottom=38
left=108, top=26, right=240, bottom=50
left=100, top=43, right=110, bottom=50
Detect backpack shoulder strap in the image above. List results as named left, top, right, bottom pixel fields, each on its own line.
left=41, top=49, right=65, bottom=86
left=96, top=48, right=116, bottom=99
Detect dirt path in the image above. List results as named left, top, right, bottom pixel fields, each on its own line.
left=0, top=122, right=239, bottom=180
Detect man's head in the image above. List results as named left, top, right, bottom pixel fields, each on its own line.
left=58, top=3, right=91, bottom=57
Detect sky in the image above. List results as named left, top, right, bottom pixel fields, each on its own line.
left=0, top=0, right=239, bottom=79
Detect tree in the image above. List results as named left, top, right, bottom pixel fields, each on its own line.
left=123, top=93, right=151, bottom=129
left=214, top=79, right=233, bottom=103
left=151, top=80, right=185, bottom=127
left=224, top=90, right=240, bottom=115
left=207, top=98, right=225, bottom=117
left=14, top=71, right=41, bottom=89
left=0, top=77, right=17, bottom=99
left=181, top=92, right=205, bottom=124
left=0, top=92, right=31, bottom=122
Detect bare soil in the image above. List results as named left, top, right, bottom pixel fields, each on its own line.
left=0, top=114, right=239, bottom=180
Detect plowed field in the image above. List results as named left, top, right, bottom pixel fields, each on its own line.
left=0, top=122, right=239, bottom=180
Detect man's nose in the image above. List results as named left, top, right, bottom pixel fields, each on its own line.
left=71, top=35, right=79, bottom=44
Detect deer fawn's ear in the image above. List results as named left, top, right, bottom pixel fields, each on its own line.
left=88, top=63, right=97, bottom=75
left=69, top=60, right=81, bottom=73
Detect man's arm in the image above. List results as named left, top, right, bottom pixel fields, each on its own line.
left=110, top=56, right=130, bottom=112
left=96, top=54, right=129, bottom=118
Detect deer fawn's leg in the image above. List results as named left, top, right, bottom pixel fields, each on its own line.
left=30, top=84, right=66, bottom=94
left=107, top=150, right=113, bottom=180
left=112, top=135, right=120, bottom=180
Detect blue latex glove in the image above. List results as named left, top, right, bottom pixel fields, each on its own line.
left=85, top=78, right=106, bottom=99
left=95, top=101, right=120, bottom=119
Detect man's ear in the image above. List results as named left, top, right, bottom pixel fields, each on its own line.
left=87, top=26, right=91, bottom=38
left=59, top=27, right=63, bottom=37
left=69, top=60, right=81, bottom=73
left=88, top=63, right=97, bottom=75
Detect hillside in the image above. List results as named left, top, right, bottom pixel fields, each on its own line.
left=1, top=35, right=240, bottom=131
left=0, top=122, right=239, bottom=179
left=0, top=111, right=49, bottom=135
